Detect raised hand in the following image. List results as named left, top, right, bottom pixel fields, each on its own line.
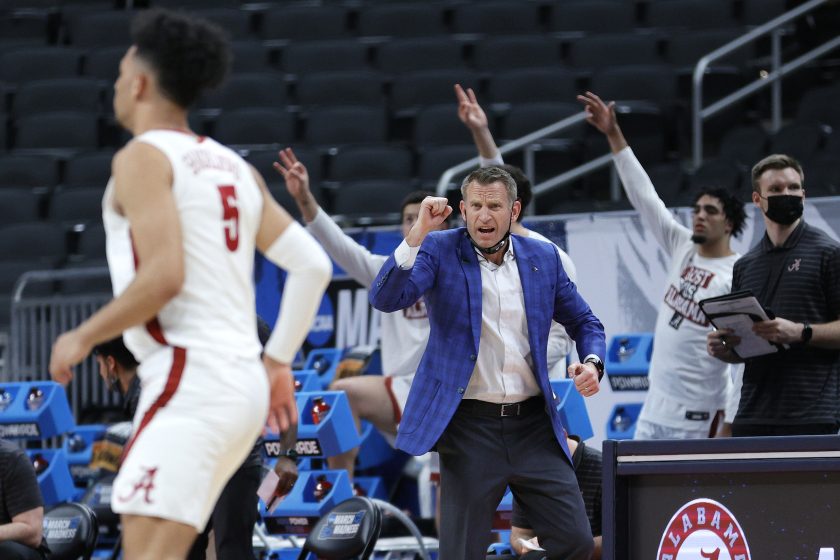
left=576, top=91, right=618, bottom=136
left=274, top=148, right=310, bottom=201
left=406, top=196, right=453, bottom=247
left=455, top=83, right=488, bottom=131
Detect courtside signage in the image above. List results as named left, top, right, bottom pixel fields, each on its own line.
left=657, top=498, right=750, bottom=560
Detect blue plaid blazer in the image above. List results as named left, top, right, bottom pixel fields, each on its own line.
left=369, top=228, right=606, bottom=462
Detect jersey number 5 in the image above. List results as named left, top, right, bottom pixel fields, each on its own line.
left=217, top=185, right=239, bottom=251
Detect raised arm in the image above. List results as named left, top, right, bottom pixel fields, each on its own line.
left=255, top=165, right=332, bottom=435
left=369, top=197, right=451, bottom=313
left=50, top=142, right=185, bottom=384
left=578, top=91, right=690, bottom=254
left=455, top=83, right=503, bottom=166
left=275, top=147, right=385, bottom=286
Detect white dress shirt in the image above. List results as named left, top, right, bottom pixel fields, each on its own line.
left=395, top=237, right=541, bottom=404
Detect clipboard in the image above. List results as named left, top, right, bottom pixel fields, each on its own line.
left=698, top=290, right=787, bottom=359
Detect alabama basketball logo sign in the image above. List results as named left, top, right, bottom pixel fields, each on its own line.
left=657, top=498, right=751, bottom=560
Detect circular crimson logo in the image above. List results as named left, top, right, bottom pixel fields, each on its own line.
left=657, top=498, right=751, bottom=560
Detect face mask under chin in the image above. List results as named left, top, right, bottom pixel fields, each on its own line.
left=763, top=194, right=803, bottom=226
left=468, top=213, right=514, bottom=254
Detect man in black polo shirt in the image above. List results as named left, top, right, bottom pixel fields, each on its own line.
left=0, top=439, right=49, bottom=559
left=707, top=154, right=840, bottom=437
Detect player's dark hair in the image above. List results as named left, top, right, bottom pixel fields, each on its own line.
left=131, top=9, right=231, bottom=108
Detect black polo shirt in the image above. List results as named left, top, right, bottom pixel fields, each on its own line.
left=732, top=221, right=840, bottom=426
left=0, top=439, right=44, bottom=525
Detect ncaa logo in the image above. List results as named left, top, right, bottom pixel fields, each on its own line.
left=657, top=498, right=751, bottom=560
left=307, top=294, right=334, bottom=347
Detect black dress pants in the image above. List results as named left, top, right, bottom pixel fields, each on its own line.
left=186, top=458, right=262, bottom=560
left=436, top=398, right=593, bottom=560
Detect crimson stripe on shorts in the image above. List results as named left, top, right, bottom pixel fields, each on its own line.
left=383, top=376, right=402, bottom=424
left=128, top=229, right=169, bottom=345
left=121, top=346, right=187, bottom=463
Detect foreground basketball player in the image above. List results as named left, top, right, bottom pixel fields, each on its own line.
left=49, top=10, right=331, bottom=560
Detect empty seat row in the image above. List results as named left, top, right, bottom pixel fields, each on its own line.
left=0, top=29, right=763, bottom=84
left=2, top=0, right=786, bottom=48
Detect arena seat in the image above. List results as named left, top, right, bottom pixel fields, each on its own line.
left=357, top=4, right=447, bottom=38
left=282, top=40, right=371, bottom=75
left=62, top=150, right=114, bottom=190
left=305, top=106, right=387, bottom=147
left=330, top=145, right=414, bottom=182
left=645, top=0, right=737, bottom=31
left=390, top=69, right=480, bottom=114
left=0, top=47, right=83, bottom=83
left=376, top=37, right=467, bottom=74
left=488, top=67, right=579, bottom=104
left=472, top=36, right=561, bottom=71
left=199, top=73, right=288, bottom=112
left=451, top=1, right=541, bottom=35
left=568, top=33, right=662, bottom=69
left=413, top=104, right=474, bottom=148
left=260, top=5, right=349, bottom=42
left=550, top=1, right=635, bottom=34
left=15, top=111, right=100, bottom=151
left=296, top=71, right=385, bottom=107
left=13, top=78, right=103, bottom=117
left=214, top=108, right=296, bottom=147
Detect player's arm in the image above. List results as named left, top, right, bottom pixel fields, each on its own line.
left=275, top=148, right=384, bottom=286
left=578, top=91, right=689, bottom=254
left=455, top=83, right=504, bottom=166
left=253, top=165, right=332, bottom=436
left=49, top=142, right=184, bottom=383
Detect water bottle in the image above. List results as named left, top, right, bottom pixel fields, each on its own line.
left=294, top=378, right=303, bottom=392
left=26, top=387, right=44, bottom=411
left=312, top=356, right=330, bottom=374
left=67, top=433, right=87, bottom=453
left=32, top=453, right=50, bottom=475
left=311, top=396, right=331, bottom=424
left=352, top=483, right=367, bottom=497
left=0, top=388, right=12, bottom=412
left=617, top=338, right=634, bottom=362
left=612, top=406, right=630, bottom=432
left=313, top=475, right=333, bottom=501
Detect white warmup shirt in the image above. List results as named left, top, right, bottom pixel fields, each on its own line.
left=307, top=208, right=429, bottom=378
left=614, top=147, right=739, bottom=428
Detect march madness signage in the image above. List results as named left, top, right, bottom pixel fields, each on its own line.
left=657, top=499, right=751, bottom=560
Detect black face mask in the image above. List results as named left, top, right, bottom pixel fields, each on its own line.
left=107, top=373, right=123, bottom=396
left=466, top=212, right=513, bottom=255
left=763, top=194, right=803, bottom=226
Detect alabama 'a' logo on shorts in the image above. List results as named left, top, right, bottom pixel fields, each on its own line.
left=657, top=498, right=751, bottom=560
left=117, top=466, right=159, bottom=504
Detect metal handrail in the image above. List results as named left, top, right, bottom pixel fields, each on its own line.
left=692, top=0, right=836, bottom=167
left=434, top=1, right=838, bottom=210
left=434, top=112, right=588, bottom=197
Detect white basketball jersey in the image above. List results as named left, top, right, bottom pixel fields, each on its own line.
left=103, top=130, right=263, bottom=362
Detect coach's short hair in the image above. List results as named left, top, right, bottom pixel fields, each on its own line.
left=131, top=9, right=230, bottom=108
left=460, top=166, right=517, bottom=206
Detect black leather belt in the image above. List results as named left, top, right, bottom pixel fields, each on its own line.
left=458, top=396, right=544, bottom=418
